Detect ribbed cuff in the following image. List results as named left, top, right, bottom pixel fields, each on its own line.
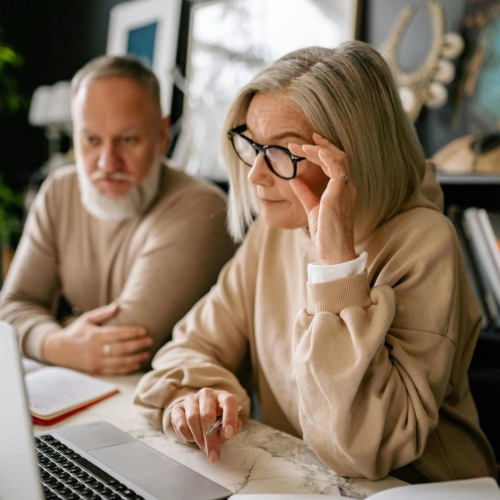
left=22, top=322, right=61, bottom=361
left=308, top=252, right=368, bottom=283
left=307, top=271, right=372, bottom=315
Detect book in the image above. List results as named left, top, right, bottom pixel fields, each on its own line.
left=449, top=206, right=494, bottom=329
left=463, top=207, right=500, bottom=326
left=483, top=210, right=500, bottom=244
left=228, top=477, right=500, bottom=499
left=25, top=366, right=119, bottom=425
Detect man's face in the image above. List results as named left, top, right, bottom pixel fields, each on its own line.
left=72, top=76, right=169, bottom=199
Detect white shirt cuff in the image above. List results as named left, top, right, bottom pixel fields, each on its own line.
left=307, top=252, right=368, bottom=284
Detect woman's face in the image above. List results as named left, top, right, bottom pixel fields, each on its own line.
left=245, top=92, right=329, bottom=230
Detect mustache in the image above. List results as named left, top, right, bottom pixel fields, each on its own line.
left=90, top=171, right=135, bottom=182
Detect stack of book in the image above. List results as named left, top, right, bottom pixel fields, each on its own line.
left=449, top=206, right=500, bottom=331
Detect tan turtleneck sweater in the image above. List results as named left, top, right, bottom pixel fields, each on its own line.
left=0, top=162, right=237, bottom=363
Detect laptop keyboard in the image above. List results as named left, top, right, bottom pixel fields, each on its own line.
left=35, top=435, right=144, bottom=500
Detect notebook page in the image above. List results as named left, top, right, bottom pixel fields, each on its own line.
left=25, top=367, right=117, bottom=417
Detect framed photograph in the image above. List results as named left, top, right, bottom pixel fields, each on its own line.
left=106, top=0, right=183, bottom=114
left=171, top=0, right=362, bottom=181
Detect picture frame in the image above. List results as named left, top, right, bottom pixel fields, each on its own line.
left=106, top=0, right=183, bottom=114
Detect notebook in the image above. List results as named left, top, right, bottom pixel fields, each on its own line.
left=26, top=366, right=119, bottom=425
left=0, top=321, right=233, bottom=500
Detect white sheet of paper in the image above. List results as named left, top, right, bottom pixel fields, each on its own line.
left=228, top=496, right=341, bottom=499
left=228, top=478, right=500, bottom=500
left=367, top=477, right=500, bottom=500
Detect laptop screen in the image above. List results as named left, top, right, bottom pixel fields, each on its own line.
left=0, top=321, right=44, bottom=499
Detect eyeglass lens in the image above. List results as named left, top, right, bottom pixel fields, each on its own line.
left=232, top=134, right=295, bottom=178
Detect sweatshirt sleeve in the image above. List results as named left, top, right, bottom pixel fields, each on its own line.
left=133, top=222, right=264, bottom=436
left=103, top=190, right=237, bottom=365
left=0, top=176, right=62, bottom=359
left=292, top=214, right=471, bottom=480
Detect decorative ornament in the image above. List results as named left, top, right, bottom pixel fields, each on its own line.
left=433, top=132, right=500, bottom=174
left=380, top=0, right=464, bottom=122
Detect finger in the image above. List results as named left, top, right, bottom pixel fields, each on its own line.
left=296, top=146, right=348, bottom=184
left=183, top=397, right=207, bottom=452
left=312, top=132, right=345, bottom=154
left=218, top=393, right=240, bottom=441
left=289, top=143, right=335, bottom=178
left=171, top=405, right=196, bottom=443
left=103, top=336, right=154, bottom=356
left=290, top=137, right=343, bottom=160
left=198, top=391, right=224, bottom=462
left=85, top=303, right=120, bottom=325
left=288, top=142, right=308, bottom=157
left=291, top=133, right=349, bottom=180
left=98, top=326, right=148, bottom=341
left=312, top=133, right=352, bottom=178
left=317, top=148, right=352, bottom=185
left=289, top=177, right=320, bottom=214
left=317, top=148, right=343, bottom=180
left=220, top=418, right=243, bottom=442
left=101, top=350, right=150, bottom=367
left=203, top=392, right=239, bottom=462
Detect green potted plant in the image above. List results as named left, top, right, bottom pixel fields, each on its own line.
left=0, top=30, right=25, bottom=284
left=0, top=175, right=24, bottom=283
left=0, top=31, right=24, bottom=113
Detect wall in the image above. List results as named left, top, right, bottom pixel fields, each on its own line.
left=362, top=0, right=469, bottom=156
left=0, top=0, right=473, bottom=191
left=0, top=0, right=127, bottom=190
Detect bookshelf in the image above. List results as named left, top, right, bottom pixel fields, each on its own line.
left=439, top=172, right=500, bottom=370
left=439, top=172, right=500, bottom=458
left=439, top=173, right=500, bottom=212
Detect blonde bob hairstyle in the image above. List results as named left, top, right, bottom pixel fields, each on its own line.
left=221, top=41, right=426, bottom=242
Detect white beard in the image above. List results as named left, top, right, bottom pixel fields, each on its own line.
left=76, top=159, right=162, bottom=221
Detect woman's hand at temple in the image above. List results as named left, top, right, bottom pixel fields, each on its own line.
left=289, top=133, right=357, bottom=265
left=170, top=388, right=242, bottom=462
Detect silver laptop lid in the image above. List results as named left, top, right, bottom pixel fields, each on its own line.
left=0, top=321, right=44, bottom=500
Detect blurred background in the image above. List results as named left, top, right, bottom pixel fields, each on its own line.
left=1, top=0, right=474, bottom=190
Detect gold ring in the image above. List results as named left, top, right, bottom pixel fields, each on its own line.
left=103, top=343, right=111, bottom=356
left=344, top=176, right=350, bottom=185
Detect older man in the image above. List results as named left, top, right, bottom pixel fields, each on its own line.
left=0, top=55, right=236, bottom=374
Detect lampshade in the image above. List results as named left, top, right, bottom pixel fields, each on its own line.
left=28, top=81, right=72, bottom=126
left=50, top=81, right=72, bottom=123
left=28, top=85, right=52, bottom=126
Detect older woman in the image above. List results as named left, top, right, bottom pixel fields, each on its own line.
left=134, top=42, right=496, bottom=483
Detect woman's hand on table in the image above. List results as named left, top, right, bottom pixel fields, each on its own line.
left=171, top=388, right=242, bottom=462
left=289, top=132, right=357, bottom=265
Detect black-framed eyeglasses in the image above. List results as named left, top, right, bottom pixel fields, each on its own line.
left=227, top=124, right=306, bottom=180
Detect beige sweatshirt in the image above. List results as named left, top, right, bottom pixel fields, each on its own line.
left=134, top=169, right=496, bottom=483
left=0, top=163, right=236, bottom=363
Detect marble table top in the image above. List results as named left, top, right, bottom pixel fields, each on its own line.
left=33, top=373, right=406, bottom=499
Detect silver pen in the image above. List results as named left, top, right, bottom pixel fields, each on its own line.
left=206, top=405, right=243, bottom=435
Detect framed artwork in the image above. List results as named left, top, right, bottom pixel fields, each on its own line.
left=106, top=0, right=183, bottom=114
left=457, top=0, right=500, bottom=132
left=171, top=0, right=362, bottom=182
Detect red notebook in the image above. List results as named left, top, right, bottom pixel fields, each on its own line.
left=25, top=366, right=119, bottom=426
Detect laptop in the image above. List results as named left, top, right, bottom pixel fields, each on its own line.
left=0, top=321, right=233, bottom=500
